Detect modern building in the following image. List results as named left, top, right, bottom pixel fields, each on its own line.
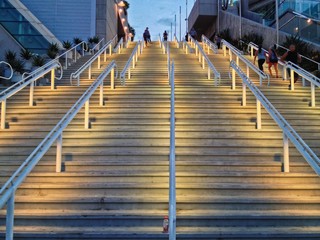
left=188, top=0, right=320, bottom=49
left=0, top=0, right=130, bottom=57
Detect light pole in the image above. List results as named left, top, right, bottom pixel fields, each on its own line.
left=185, top=0, right=188, bottom=34
left=175, top=14, right=177, bottom=38
left=239, top=0, right=242, bottom=39
left=217, top=0, right=220, bottom=34
left=179, top=6, right=182, bottom=41
left=275, top=0, right=279, bottom=45
left=171, top=22, right=173, bottom=41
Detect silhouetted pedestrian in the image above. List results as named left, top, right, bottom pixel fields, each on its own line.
left=281, top=44, right=302, bottom=87
left=143, top=27, right=151, bottom=46
left=163, top=31, right=168, bottom=41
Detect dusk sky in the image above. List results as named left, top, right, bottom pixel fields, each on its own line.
left=127, top=0, right=195, bottom=41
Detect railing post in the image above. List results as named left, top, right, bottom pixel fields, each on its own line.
left=56, top=133, right=63, bottom=173
left=88, top=65, right=92, bottom=79
left=236, top=56, right=239, bottom=66
left=109, top=44, right=112, bottom=56
left=290, top=69, right=295, bottom=91
left=51, top=69, right=55, bottom=90
left=232, top=68, right=236, bottom=90
left=256, top=100, right=262, bottom=129
left=251, top=46, right=254, bottom=57
left=223, top=45, right=226, bottom=57
left=104, top=50, right=107, bottom=62
left=242, top=81, right=246, bottom=106
left=283, top=132, right=290, bottom=172
left=246, top=66, right=250, bottom=78
left=128, top=68, right=131, bottom=79
left=1, top=100, right=6, bottom=129
left=65, top=54, right=68, bottom=70
left=98, top=55, right=101, bottom=69
left=229, top=50, right=232, bottom=62
left=84, top=100, right=90, bottom=129
left=132, top=57, right=135, bottom=69
left=208, top=67, right=211, bottom=80
left=111, top=68, right=115, bottom=90
left=311, top=83, right=315, bottom=107
left=6, top=193, right=15, bottom=240
left=283, top=65, right=287, bottom=80
left=202, top=56, right=205, bottom=69
left=100, top=82, right=104, bottom=106
left=29, top=81, right=34, bottom=106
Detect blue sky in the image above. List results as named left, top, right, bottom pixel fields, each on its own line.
left=127, top=0, right=194, bottom=41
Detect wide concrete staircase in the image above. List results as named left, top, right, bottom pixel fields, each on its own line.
left=171, top=42, right=320, bottom=238
left=0, top=42, right=172, bottom=239
left=0, top=40, right=319, bottom=239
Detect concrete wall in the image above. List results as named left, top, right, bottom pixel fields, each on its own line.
left=21, top=0, right=96, bottom=42
left=220, top=10, right=287, bottom=49
left=0, top=25, right=22, bottom=61
left=96, top=0, right=118, bottom=42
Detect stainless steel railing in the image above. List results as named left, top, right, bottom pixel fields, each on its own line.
left=223, top=40, right=270, bottom=87
left=70, top=38, right=116, bottom=86
left=0, top=60, right=62, bottom=130
left=230, top=60, right=320, bottom=175
left=168, top=60, right=176, bottom=240
left=0, top=61, right=118, bottom=240
left=188, top=35, right=221, bottom=86
left=120, top=41, right=144, bottom=85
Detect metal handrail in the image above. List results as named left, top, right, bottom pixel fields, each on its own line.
left=168, top=60, right=176, bottom=240
left=201, top=35, right=218, bottom=54
left=0, top=60, right=62, bottom=129
left=60, top=41, right=88, bottom=70
left=285, top=61, right=320, bottom=107
left=230, top=60, right=320, bottom=175
left=275, top=43, right=320, bottom=70
left=0, top=61, right=13, bottom=80
left=113, top=37, right=124, bottom=54
left=188, top=35, right=221, bottom=86
left=173, top=35, right=180, bottom=48
left=182, top=39, right=193, bottom=54
left=0, top=61, right=117, bottom=239
left=167, top=42, right=170, bottom=80
left=70, top=39, right=114, bottom=86
left=0, top=60, right=61, bottom=101
left=120, top=41, right=143, bottom=85
left=89, top=38, right=105, bottom=54
left=223, top=40, right=270, bottom=86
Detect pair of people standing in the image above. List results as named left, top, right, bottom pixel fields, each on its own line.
left=254, top=45, right=279, bottom=78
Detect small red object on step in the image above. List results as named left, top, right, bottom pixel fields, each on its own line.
left=163, top=215, right=169, bottom=233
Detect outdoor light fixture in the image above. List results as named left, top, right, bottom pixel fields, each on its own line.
left=118, top=1, right=125, bottom=7
left=307, top=18, right=312, bottom=23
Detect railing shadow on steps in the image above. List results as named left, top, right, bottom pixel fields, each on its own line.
left=187, top=35, right=221, bottom=86
left=119, top=41, right=144, bottom=85
left=0, top=60, right=62, bottom=130
left=70, top=35, right=119, bottom=86
left=247, top=41, right=320, bottom=106
left=0, top=61, right=118, bottom=240
left=230, top=60, right=320, bottom=175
